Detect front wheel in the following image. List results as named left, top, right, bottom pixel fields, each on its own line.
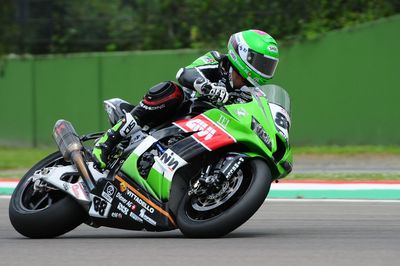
left=9, top=152, right=87, bottom=238
left=176, top=158, right=272, bottom=238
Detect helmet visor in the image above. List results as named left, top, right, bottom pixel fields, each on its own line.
left=247, top=49, right=278, bottom=78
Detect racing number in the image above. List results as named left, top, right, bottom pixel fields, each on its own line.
left=93, top=197, right=108, bottom=216
left=275, top=112, right=289, bottom=129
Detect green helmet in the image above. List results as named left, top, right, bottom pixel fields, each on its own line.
left=227, top=29, right=279, bottom=87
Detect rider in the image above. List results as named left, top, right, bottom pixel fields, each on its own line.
left=92, top=29, right=280, bottom=170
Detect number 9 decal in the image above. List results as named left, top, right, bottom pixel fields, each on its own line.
left=269, top=103, right=291, bottom=141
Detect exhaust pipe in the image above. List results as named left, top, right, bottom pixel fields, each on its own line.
left=53, top=120, right=95, bottom=190
left=53, top=120, right=82, bottom=162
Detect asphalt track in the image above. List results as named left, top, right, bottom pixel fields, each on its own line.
left=1, top=198, right=399, bottom=266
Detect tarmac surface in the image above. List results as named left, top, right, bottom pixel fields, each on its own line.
left=1, top=198, right=399, bottom=266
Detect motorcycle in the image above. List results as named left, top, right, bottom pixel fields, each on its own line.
left=9, top=84, right=292, bottom=238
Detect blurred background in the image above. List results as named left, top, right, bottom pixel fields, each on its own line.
left=0, top=0, right=399, bottom=147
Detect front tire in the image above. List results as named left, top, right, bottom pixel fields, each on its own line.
left=176, top=158, right=272, bottom=238
left=9, top=152, right=87, bottom=238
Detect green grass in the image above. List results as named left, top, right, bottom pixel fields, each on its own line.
left=0, top=170, right=27, bottom=179
left=293, top=145, right=400, bottom=155
left=0, top=147, right=56, bottom=170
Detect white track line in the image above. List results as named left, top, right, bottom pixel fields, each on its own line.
left=266, top=198, right=400, bottom=203
left=270, top=183, right=400, bottom=190
left=1, top=196, right=398, bottom=203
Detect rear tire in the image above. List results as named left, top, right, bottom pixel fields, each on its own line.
left=176, top=158, right=271, bottom=238
left=9, top=152, right=87, bottom=238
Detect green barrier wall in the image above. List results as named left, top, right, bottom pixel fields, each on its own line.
left=0, top=15, right=399, bottom=146
left=0, top=59, right=34, bottom=146
left=272, top=15, right=400, bottom=145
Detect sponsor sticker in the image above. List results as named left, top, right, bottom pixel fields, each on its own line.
left=186, top=119, right=216, bottom=140
left=201, top=55, right=215, bottom=64
left=111, top=212, right=123, bottom=219
left=129, top=211, right=143, bottom=223
left=268, top=45, right=278, bottom=53
left=115, top=191, right=138, bottom=216
left=174, top=114, right=236, bottom=151
left=140, top=101, right=165, bottom=110
left=70, top=182, right=89, bottom=201
left=217, top=115, right=230, bottom=129
left=139, top=209, right=157, bottom=226
left=235, top=107, right=248, bottom=117
left=120, top=182, right=127, bottom=192
left=114, top=175, right=177, bottom=227
left=116, top=191, right=128, bottom=204
left=125, top=189, right=155, bottom=213
left=229, top=50, right=237, bottom=61
left=101, top=182, right=117, bottom=203
left=117, top=202, right=129, bottom=215
left=238, top=44, right=248, bottom=53
left=153, top=149, right=187, bottom=181
left=225, top=157, right=245, bottom=179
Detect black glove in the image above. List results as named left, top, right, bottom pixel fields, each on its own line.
left=194, top=78, right=229, bottom=104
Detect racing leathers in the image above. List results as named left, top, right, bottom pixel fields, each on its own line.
left=92, top=51, right=234, bottom=170
left=176, top=51, right=235, bottom=103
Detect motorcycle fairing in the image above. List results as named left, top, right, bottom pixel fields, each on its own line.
left=119, top=110, right=241, bottom=201
left=31, top=165, right=92, bottom=204
left=173, top=114, right=236, bottom=151
left=120, top=90, right=293, bottom=202
left=30, top=161, right=176, bottom=230
left=88, top=172, right=176, bottom=231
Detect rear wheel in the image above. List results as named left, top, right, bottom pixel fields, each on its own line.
left=176, top=158, right=271, bottom=238
left=9, top=152, right=87, bottom=238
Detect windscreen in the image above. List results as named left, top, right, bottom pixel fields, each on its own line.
left=258, top=84, right=291, bottom=115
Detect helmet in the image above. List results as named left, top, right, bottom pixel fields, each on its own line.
left=227, top=29, right=279, bottom=87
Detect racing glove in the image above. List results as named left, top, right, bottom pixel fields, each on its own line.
left=194, top=78, right=229, bottom=104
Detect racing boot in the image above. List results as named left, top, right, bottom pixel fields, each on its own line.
left=92, top=112, right=140, bottom=170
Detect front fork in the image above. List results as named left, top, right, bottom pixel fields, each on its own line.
left=188, top=153, right=248, bottom=196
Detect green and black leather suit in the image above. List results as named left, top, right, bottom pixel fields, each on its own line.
left=92, top=51, right=233, bottom=169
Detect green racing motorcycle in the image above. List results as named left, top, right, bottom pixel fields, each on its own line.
left=9, top=84, right=292, bottom=238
